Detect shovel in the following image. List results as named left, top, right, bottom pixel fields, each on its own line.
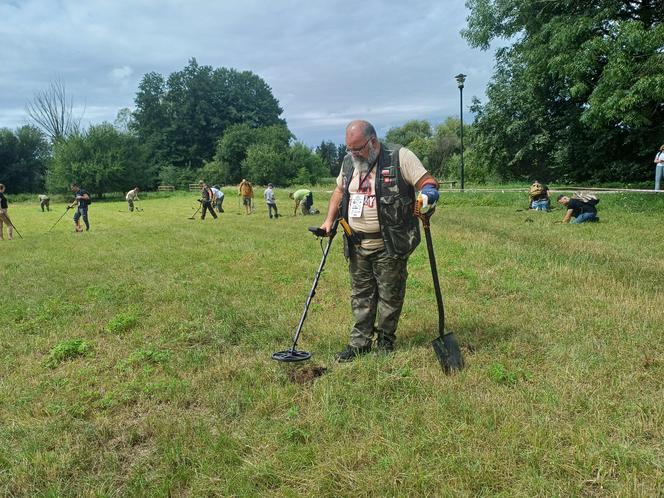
left=417, top=204, right=464, bottom=374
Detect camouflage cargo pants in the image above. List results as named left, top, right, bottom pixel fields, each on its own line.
left=348, top=247, right=408, bottom=349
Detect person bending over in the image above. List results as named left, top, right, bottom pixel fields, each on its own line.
left=557, top=195, right=599, bottom=224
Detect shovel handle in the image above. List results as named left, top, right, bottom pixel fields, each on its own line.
left=421, top=222, right=445, bottom=336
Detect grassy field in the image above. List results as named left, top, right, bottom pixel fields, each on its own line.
left=1, top=189, right=663, bottom=496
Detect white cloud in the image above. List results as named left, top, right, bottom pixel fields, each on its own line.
left=110, top=66, right=134, bottom=82
left=0, top=0, right=497, bottom=144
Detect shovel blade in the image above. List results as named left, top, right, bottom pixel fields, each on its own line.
left=432, top=333, right=464, bottom=374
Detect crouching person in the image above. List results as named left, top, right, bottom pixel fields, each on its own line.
left=557, top=194, right=599, bottom=224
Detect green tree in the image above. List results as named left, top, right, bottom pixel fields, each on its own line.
left=335, top=143, right=347, bottom=176
left=47, top=124, right=154, bottom=196
left=214, top=123, right=292, bottom=184
left=385, top=120, right=432, bottom=146
left=289, top=143, right=328, bottom=185
left=132, top=58, right=286, bottom=170
left=242, top=144, right=289, bottom=186
left=464, top=0, right=664, bottom=182
left=0, top=125, right=50, bottom=193
left=315, top=140, right=339, bottom=175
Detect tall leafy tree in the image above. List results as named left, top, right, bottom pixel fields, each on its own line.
left=464, top=0, right=664, bottom=182
left=47, top=123, right=154, bottom=196
left=315, top=140, right=339, bottom=176
left=132, top=58, right=286, bottom=169
left=213, top=123, right=292, bottom=184
left=385, top=120, right=432, bottom=146
left=0, top=125, right=50, bottom=193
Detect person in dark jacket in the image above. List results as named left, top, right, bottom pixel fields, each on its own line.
left=69, top=183, right=91, bottom=232
left=557, top=195, right=599, bottom=223
left=199, top=181, right=217, bottom=220
left=0, top=184, right=13, bottom=240
left=319, top=120, right=440, bottom=361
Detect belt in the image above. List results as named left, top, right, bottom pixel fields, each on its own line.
left=355, top=231, right=382, bottom=240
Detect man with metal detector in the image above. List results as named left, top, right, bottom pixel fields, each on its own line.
left=199, top=181, right=218, bottom=220
left=70, top=183, right=91, bottom=232
left=319, top=120, right=461, bottom=367
left=0, top=184, right=14, bottom=240
left=126, top=187, right=140, bottom=212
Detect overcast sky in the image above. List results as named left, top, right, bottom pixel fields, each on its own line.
left=0, top=0, right=497, bottom=146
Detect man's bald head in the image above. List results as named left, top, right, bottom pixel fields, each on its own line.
left=346, top=120, right=377, bottom=142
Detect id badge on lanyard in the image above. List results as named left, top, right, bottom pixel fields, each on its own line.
left=349, top=194, right=365, bottom=218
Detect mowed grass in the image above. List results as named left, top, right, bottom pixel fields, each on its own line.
left=1, top=189, right=663, bottom=496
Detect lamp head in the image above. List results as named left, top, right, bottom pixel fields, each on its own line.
left=455, top=73, right=467, bottom=88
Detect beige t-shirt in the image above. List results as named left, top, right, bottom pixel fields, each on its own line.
left=126, top=189, right=139, bottom=201
left=336, top=147, right=428, bottom=250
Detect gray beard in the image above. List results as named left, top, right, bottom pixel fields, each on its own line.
left=351, top=146, right=378, bottom=173
left=352, top=156, right=370, bottom=173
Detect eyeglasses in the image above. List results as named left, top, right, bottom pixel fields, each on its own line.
left=346, top=137, right=372, bottom=154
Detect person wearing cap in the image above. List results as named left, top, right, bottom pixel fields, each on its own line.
left=528, top=180, right=550, bottom=211
left=319, top=120, right=440, bottom=362
left=211, top=185, right=225, bottom=213
left=199, top=181, right=217, bottom=220
left=263, top=183, right=278, bottom=219
left=238, top=179, right=254, bottom=215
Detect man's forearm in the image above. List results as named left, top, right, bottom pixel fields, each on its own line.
left=415, top=173, right=439, bottom=190
left=324, top=188, right=343, bottom=224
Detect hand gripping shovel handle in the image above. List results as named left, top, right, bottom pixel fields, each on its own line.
left=416, top=205, right=464, bottom=374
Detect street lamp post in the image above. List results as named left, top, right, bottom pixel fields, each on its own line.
left=455, top=73, right=466, bottom=191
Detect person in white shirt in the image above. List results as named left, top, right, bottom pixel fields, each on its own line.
left=654, top=145, right=664, bottom=191
left=211, top=185, right=225, bottom=213
left=38, top=194, right=50, bottom=212
left=126, top=187, right=140, bottom=212
left=263, top=183, right=278, bottom=219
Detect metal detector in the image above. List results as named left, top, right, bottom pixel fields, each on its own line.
left=188, top=204, right=202, bottom=220
left=272, top=220, right=339, bottom=362
left=416, top=203, right=464, bottom=374
left=3, top=214, right=23, bottom=239
left=48, top=206, right=71, bottom=232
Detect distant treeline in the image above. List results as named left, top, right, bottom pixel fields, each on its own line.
left=3, top=0, right=663, bottom=196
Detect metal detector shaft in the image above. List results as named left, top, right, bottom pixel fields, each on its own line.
left=289, top=228, right=337, bottom=352
left=49, top=207, right=71, bottom=232
left=189, top=205, right=201, bottom=219
left=3, top=214, right=22, bottom=239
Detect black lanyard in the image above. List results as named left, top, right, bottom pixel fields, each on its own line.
left=358, top=159, right=378, bottom=192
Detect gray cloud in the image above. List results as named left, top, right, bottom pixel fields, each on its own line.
left=0, top=0, right=496, bottom=145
